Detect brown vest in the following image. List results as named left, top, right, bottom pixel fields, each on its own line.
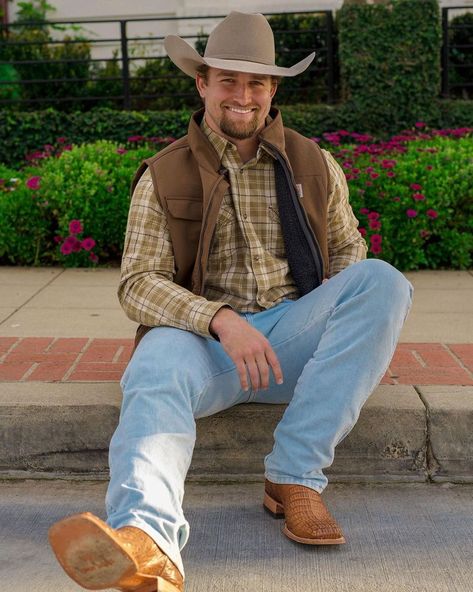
left=131, top=108, right=330, bottom=347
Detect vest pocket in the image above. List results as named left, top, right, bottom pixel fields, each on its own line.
left=166, top=198, right=203, bottom=220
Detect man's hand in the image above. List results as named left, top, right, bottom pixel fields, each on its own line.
left=210, top=308, right=283, bottom=392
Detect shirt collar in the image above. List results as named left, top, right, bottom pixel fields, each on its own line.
left=201, top=116, right=276, bottom=164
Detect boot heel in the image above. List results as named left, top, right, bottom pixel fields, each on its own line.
left=263, top=492, right=285, bottom=517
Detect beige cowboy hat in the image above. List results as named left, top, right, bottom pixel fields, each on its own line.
left=164, top=11, right=315, bottom=78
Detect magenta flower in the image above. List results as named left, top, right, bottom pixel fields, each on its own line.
left=116, top=148, right=127, bottom=155
left=420, top=229, right=431, bottom=238
left=26, top=176, right=41, bottom=190
left=60, top=242, right=73, bottom=255
left=365, top=181, right=373, bottom=187
left=406, top=209, right=418, bottom=218
left=426, top=209, right=438, bottom=219
left=69, top=219, right=83, bottom=235
left=415, top=122, right=426, bottom=128
left=426, top=165, right=433, bottom=171
left=410, top=183, right=422, bottom=191
left=370, top=172, right=380, bottom=179
left=413, top=193, right=426, bottom=201
left=127, top=135, right=144, bottom=142
left=359, top=227, right=367, bottom=237
left=370, top=234, right=382, bottom=244
left=369, top=220, right=381, bottom=230
left=393, top=196, right=401, bottom=202
left=360, top=208, right=370, bottom=215
left=368, top=211, right=380, bottom=220
left=54, top=235, right=63, bottom=244
left=370, top=243, right=382, bottom=255
left=81, top=237, right=96, bottom=251
left=89, top=252, right=99, bottom=263
left=56, top=137, right=66, bottom=144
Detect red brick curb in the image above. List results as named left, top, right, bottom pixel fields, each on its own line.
left=0, top=337, right=472, bottom=385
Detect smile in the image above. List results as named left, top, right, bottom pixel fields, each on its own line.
left=225, top=107, right=256, bottom=114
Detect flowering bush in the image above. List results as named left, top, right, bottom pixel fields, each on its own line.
left=321, top=126, right=473, bottom=269
left=0, top=128, right=471, bottom=270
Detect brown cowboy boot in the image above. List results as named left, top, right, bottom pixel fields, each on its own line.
left=264, top=480, right=345, bottom=545
left=48, top=512, right=184, bottom=592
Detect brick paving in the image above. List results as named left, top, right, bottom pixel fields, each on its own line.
left=0, top=337, right=472, bottom=385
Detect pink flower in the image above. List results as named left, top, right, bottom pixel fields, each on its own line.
left=410, top=183, right=423, bottom=191
left=413, top=193, right=425, bottom=201
left=26, top=176, right=41, bottom=190
left=369, top=220, right=381, bottom=230
left=60, top=242, right=73, bottom=255
left=116, top=148, right=127, bottom=155
left=365, top=181, right=373, bottom=187
left=365, top=166, right=374, bottom=173
left=406, top=209, right=418, bottom=218
left=386, top=171, right=396, bottom=178
left=368, top=211, right=380, bottom=220
left=370, top=243, right=382, bottom=255
left=415, top=122, right=426, bottom=128
left=81, top=237, right=96, bottom=251
left=56, top=137, right=66, bottom=144
left=69, top=219, right=83, bottom=235
left=360, top=208, right=370, bottom=215
left=359, top=227, right=367, bottom=237
left=420, top=229, right=431, bottom=238
left=370, top=234, right=382, bottom=244
left=127, top=135, right=144, bottom=142
left=426, top=165, right=433, bottom=171
left=427, top=209, right=438, bottom=219
left=54, top=235, right=63, bottom=244
left=381, top=159, right=397, bottom=169
left=370, top=172, right=380, bottom=179
left=393, top=196, right=401, bottom=202
left=89, top=252, right=99, bottom=263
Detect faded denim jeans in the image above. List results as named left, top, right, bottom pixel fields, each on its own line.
left=106, top=259, right=413, bottom=576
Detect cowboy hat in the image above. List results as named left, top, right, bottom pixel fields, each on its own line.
left=164, top=11, right=315, bottom=78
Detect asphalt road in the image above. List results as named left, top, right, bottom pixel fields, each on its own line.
left=1, top=480, right=472, bottom=592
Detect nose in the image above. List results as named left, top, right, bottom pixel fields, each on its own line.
left=233, top=82, right=252, bottom=105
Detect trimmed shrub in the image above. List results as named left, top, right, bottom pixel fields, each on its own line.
left=338, top=0, right=442, bottom=134
left=3, top=101, right=473, bottom=168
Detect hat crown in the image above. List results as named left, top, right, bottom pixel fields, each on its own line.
left=204, top=11, right=275, bottom=66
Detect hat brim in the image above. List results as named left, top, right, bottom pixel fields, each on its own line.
left=164, top=35, right=315, bottom=78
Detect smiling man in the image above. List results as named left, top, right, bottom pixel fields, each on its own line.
left=48, top=12, right=413, bottom=592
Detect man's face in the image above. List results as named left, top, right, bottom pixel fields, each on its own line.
left=196, top=68, right=277, bottom=141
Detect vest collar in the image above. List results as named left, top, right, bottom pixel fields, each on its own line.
left=187, top=107, right=286, bottom=173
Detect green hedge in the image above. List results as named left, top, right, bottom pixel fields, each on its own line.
left=1, top=130, right=471, bottom=270
left=2, top=100, right=473, bottom=168
left=338, top=0, right=442, bottom=133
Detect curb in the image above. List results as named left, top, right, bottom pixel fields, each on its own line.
left=0, top=383, right=472, bottom=482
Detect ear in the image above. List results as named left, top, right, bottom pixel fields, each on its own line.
left=270, top=81, right=278, bottom=100
left=195, top=74, right=206, bottom=99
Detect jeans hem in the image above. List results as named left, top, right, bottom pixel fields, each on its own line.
left=264, top=473, right=325, bottom=494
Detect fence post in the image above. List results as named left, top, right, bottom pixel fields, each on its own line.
left=120, top=20, right=131, bottom=109
left=441, top=7, right=449, bottom=98
left=326, top=10, right=335, bottom=104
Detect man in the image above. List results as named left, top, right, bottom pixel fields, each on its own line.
left=48, top=11, right=412, bottom=592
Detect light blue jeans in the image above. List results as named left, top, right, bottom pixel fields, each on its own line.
left=106, top=259, right=413, bottom=576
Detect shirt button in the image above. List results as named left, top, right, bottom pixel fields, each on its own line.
left=255, top=256, right=260, bottom=262
left=243, top=213, right=248, bottom=220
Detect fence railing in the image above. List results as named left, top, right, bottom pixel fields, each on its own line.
left=0, top=11, right=337, bottom=110
left=441, top=5, right=473, bottom=98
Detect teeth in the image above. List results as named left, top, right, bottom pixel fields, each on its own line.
left=227, top=107, right=253, bottom=114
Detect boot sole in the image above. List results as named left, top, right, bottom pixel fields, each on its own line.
left=48, top=512, right=181, bottom=591
left=263, top=492, right=346, bottom=546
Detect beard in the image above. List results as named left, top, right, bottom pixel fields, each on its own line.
left=219, top=106, right=261, bottom=140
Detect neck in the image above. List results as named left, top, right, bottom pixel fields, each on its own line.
left=232, top=137, right=259, bottom=163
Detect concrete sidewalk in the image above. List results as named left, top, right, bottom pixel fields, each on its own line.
left=0, top=266, right=472, bottom=482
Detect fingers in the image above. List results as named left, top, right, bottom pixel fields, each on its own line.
left=242, top=347, right=283, bottom=392
left=266, top=348, right=284, bottom=386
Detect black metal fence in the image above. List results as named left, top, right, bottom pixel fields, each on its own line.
left=442, top=6, right=473, bottom=99
left=0, top=11, right=337, bottom=110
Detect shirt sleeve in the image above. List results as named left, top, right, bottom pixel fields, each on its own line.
left=321, top=149, right=368, bottom=277
left=118, top=168, right=229, bottom=338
